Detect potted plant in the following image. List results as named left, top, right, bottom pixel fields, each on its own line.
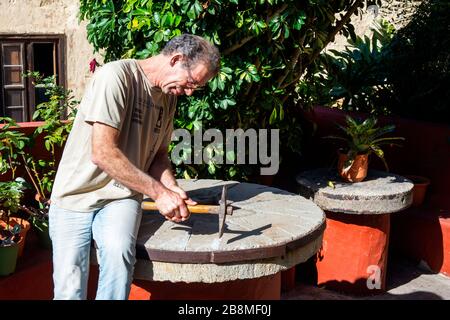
left=0, top=118, right=31, bottom=257
left=325, top=115, right=404, bottom=182
left=0, top=222, right=21, bottom=276
left=0, top=178, right=28, bottom=275
left=21, top=202, right=51, bottom=249
left=1, top=72, right=78, bottom=251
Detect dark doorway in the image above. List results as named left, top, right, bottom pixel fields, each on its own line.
left=33, top=43, right=55, bottom=107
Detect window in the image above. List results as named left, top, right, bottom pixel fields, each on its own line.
left=0, top=35, right=65, bottom=122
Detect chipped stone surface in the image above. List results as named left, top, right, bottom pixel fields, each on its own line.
left=132, top=179, right=325, bottom=283
left=296, top=168, right=413, bottom=214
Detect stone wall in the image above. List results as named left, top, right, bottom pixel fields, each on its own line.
left=328, top=0, right=423, bottom=51
left=0, top=0, right=103, bottom=99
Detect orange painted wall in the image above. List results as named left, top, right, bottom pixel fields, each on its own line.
left=129, top=274, right=281, bottom=300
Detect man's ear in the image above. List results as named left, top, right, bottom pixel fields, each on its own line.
left=169, top=53, right=184, bottom=67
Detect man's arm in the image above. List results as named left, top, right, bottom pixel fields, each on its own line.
left=91, top=122, right=189, bottom=222
left=149, top=146, right=178, bottom=189
left=148, top=144, right=197, bottom=206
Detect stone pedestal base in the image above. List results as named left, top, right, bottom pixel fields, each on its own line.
left=129, top=273, right=281, bottom=300
left=281, top=267, right=296, bottom=292
left=316, top=212, right=390, bottom=294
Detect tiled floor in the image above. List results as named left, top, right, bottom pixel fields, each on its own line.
left=0, top=238, right=53, bottom=299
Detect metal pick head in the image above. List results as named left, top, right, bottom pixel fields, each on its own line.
left=218, top=185, right=228, bottom=238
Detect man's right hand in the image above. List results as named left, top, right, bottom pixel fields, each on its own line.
left=154, top=188, right=190, bottom=223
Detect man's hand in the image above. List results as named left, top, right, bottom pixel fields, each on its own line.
left=154, top=185, right=197, bottom=222
left=167, top=184, right=197, bottom=206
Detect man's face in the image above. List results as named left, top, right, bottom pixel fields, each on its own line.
left=161, top=60, right=212, bottom=96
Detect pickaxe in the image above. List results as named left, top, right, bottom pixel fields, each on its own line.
left=141, top=185, right=232, bottom=238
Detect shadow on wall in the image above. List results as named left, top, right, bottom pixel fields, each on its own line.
left=390, top=206, right=448, bottom=276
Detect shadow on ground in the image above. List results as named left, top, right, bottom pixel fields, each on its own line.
left=283, top=254, right=450, bottom=300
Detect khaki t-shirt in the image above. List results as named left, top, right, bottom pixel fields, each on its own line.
left=51, top=59, right=177, bottom=212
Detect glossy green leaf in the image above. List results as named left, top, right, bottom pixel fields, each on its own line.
left=154, top=30, right=164, bottom=42
left=269, top=107, right=277, bottom=124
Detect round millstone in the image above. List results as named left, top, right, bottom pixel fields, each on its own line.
left=296, top=168, right=413, bottom=215
left=129, top=179, right=325, bottom=283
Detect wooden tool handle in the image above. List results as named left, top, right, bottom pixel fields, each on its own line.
left=141, top=201, right=217, bottom=214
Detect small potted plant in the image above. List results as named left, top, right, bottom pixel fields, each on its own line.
left=325, top=115, right=404, bottom=182
left=0, top=222, right=21, bottom=276
left=0, top=178, right=28, bottom=275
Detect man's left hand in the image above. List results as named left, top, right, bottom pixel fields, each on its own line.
left=166, top=184, right=197, bottom=221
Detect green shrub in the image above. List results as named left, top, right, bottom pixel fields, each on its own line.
left=303, top=0, right=449, bottom=124
left=298, top=19, right=396, bottom=115
left=79, top=0, right=381, bottom=180
left=0, top=117, right=28, bottom=179
left=384, top=0, right=449, bottom=123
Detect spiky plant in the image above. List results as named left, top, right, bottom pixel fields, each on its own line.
left=326, top=115, right=404, bottom=172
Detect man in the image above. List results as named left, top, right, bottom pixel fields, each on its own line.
left=49, top=34, right=220, bottom=300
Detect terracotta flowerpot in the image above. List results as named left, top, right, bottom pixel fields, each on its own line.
left=338, top=152, right=369, bottom=183
left=404, top=175, right=430, bottom=207
left=0, top=217, right=31, bottom=257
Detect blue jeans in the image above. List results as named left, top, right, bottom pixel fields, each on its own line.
left=48, top=198, right=142, bottom=300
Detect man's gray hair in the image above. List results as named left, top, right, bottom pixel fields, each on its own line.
left=162, top=34, right=220, bottom=76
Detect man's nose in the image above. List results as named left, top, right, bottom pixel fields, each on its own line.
left=184, top=88, right=194, bottom=96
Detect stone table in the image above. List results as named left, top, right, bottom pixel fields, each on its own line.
left=129, top=179, right=325, bottom=300
left=296, top=168, right=413, bottom=294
